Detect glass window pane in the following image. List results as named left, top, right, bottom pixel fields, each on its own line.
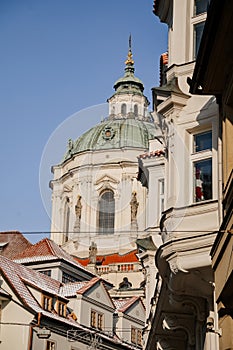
left=194, top=131, right=212, bottom=152
left=194, top=159, right=212, bottom=202
left=194, top=21, right=205, bottom=58
left=98, top=190, right=115, bottom=234
left=194, top=0, right=209, bottom=16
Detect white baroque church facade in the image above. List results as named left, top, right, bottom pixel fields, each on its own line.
left=50, top=45, right=162, bottom=264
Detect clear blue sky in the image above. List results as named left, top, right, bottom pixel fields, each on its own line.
left=0, top=0, right=167, bottom=242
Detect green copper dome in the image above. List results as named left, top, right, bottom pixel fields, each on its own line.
left=63, top=116, right=156, bottom=162
left=62, top=38, right=156, bottom=163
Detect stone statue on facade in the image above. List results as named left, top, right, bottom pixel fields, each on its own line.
left=130, top=191, right=139, bottom=225
left=73, top=195, right=82, bottom=233
left=68, top=138, right=74, bottom=157
left=89, top=241, right=97, bottom=264
left=119, top=277, right=132, bottom=289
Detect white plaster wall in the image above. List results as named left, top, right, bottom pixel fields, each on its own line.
left=51, top=147, right=149, bottom=256
left=0, top=281, right=32, bottom=350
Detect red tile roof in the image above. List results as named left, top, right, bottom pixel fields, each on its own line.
left=14, top=238, right=91, bottom=272
left=0, top=255, right=61, bottom=312
left=75, top=250, right=139, bottom=267
left=0, top=231, right=32, bottom=259
left=15, top=238, right=68, bottom=259
left=138, top=149, right=165, bottom=160
left=161, top=52, right=168, bottom=65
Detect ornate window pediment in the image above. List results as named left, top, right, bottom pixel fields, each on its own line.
left=95, top=174, right=119, bottom=192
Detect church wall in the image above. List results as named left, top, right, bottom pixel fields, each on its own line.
left=51, top=147, right=150, bottom=256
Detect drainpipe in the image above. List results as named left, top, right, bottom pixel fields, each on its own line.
left=217, top=103, right=223, bottom=226
left=27, top=312, right=41, bottom=350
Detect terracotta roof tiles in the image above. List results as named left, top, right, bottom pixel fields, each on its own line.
left=0, top=231, right=32, bottom=259
left=14, top=238, right=91, bottom=274
left=76, top=250, right=138, bottom=267
left=161, top=52, right=168, bottom=65
left=138, top=149, right=165, bottom=160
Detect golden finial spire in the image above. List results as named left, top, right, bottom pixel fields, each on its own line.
left=125, top=34, right=134, bottom=65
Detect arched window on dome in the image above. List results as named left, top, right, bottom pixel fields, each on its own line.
left=121, top=103, right=127, bottom=116
left=63, top=197, right=70, bottom=243
left=98, top=190, right=115, bottom=234
left=134, top=104, right=138, bottom=117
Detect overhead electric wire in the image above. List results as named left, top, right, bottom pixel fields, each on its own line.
left=3, top=229, right=230, bottom=235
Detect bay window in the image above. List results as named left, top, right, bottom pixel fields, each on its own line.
left=192, top=130, right=212, bottom=202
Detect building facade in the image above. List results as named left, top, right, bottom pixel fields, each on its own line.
left=143, top=0, right=221, bottom=349
left=190, top=0, right=233, bottom=348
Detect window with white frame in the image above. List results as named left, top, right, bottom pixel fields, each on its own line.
left=191, top=130, right=212, bottom=202
left=193, top=21, right=205, bottom=58
left=158, top=179, right=165, bottom=215
left=192, top=0, right=209, bottom=58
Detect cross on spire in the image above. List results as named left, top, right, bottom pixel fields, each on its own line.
left=125, top=34, right=134, bottom=66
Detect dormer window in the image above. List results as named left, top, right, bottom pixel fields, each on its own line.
left=42, top=295, right=53, bottom=311
left=56, top=300, right=67, bottom=317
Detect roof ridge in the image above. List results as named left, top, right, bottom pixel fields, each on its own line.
left=44, top=238, right=58, bottom=256
left=115, top=296, right=140, bottom=312
left=76, top=276, right=100, bottom=294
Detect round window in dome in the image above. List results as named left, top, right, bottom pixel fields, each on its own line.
left=102, top=126, right=115, bottom=141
